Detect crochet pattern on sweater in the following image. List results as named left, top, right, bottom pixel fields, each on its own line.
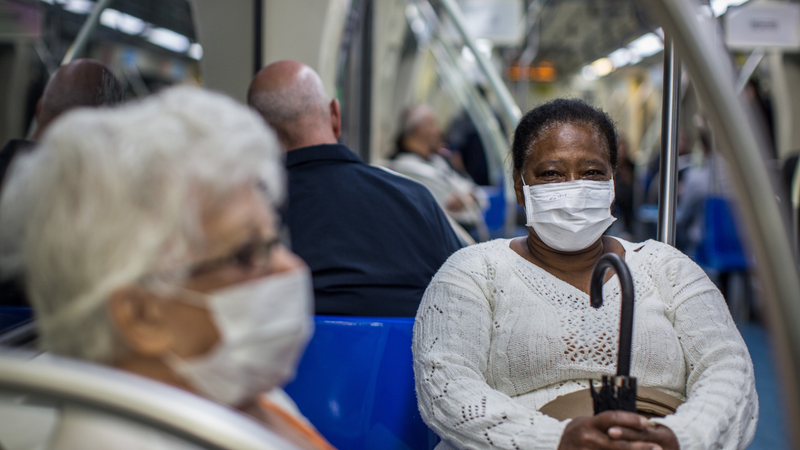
left=413, top=238, right=757, bottom=450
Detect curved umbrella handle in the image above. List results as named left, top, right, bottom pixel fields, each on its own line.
left=590, top=253, right=635, bottom=377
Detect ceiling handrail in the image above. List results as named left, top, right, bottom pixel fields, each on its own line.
left=642, top=0, right=800, bottom=445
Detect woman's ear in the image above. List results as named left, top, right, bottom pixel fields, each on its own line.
left=513, top=168, right=525, bottom=207
left=107, top=286, right=173, bottom=357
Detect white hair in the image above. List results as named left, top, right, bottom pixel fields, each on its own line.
left=399, top=105, right=436, bottom=137
left=0, top=86, right=284, bottom=363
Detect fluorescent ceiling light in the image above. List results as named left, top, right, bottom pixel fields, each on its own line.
left=462, top=46, right=476, bottom=63
left=590, top=58, right=614, bottom=77
left=461, top=39, right=492, bottom=65
left=188, top=43, right=203, bottom=60
left=607, top=48, right=632, bottom=68
left=580, top=28, right=664, bottom=80
left=475, top=38, right=493, bottom=57
left=581, top=65, right=599, bottom=81
left=47, top=0, right=199, bottom=57
left=100, top=9, right=147, bottom=35
left=627, top=33, right=663, bottom=59
left=146, top=27, right=191, bottom=53
left=62, top=0, right=94, bottom=14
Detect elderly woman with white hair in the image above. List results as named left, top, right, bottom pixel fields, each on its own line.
left=0, top=87, right=335, bottom=450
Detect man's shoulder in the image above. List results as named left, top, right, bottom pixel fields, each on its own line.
left=364, top=164, right=427, bottom=188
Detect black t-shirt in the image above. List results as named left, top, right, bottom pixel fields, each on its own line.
left=284, top=144, right=463, bottom=317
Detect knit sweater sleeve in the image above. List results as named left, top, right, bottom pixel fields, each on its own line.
left=647, top=247, right=758, bottom=449
left=413, top=251, right=568, bottom=450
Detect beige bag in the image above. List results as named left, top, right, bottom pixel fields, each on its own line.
left=539, top=387, right=684, bottom=420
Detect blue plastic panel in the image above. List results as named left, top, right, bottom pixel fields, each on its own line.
left=284, top=316, right=437, bottom=450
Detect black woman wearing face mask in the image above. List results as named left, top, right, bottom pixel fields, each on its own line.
left=412, top=99, right=757, bottom=450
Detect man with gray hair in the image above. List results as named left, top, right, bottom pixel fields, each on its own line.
left=248, top=60, right=462, bottom=317
left=0, top=87, right=333, bottom=450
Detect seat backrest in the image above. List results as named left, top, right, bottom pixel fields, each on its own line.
left=697, top=197, right=749, bottom=271
left=284, top=316, right=437, bottom=450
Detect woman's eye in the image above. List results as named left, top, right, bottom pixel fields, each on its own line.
left=540, top=170, right=559, bottom=178
left=585, top=170, right=604, bottom=177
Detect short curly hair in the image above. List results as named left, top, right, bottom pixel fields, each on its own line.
left=511, top=98, right=618, bottom=173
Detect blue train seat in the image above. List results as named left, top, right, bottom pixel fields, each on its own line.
left=482, top=186, right=505, bottom=231
left=284, top=316, right=437, bottom=450
left=695, top=197, right=749, bottom=272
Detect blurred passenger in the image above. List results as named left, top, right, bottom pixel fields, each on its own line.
left=0, top=59, right=124, bottom=308
left=0, top=58, right=124, bottom=189
left=609, top=136, right=634, bottom=239
left=247, top=61, right=462, bottom=317
left=446, top=110, right=492, bottom=186
left=676, top=129, right=715, bottom=255
left=390, top=105, right=487, bottom=231
left=0, top=87, right=333, bottom=450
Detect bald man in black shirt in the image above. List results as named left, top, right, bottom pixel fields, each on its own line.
left=248, top=60, right=463, bottom=316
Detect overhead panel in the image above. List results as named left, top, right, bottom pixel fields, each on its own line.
left=533, top=0, right=654, bottom=75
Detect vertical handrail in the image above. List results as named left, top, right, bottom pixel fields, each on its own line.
left=657, top=37, right=681, bottom=246
left=61, top=0, right=114, bottom=65
left=643, top=0, right=800, bottom=445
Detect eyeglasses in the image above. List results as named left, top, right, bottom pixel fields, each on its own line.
left=185, top=237, right=282, bottom=278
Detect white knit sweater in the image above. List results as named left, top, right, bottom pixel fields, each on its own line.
left=413, top=238, right=757, bottom=450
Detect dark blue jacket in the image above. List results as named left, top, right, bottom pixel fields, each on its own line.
left=284, top=144, right=463, bottom=316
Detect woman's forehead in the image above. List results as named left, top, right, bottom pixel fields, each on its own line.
left=524, top=122, right=609, bottom=165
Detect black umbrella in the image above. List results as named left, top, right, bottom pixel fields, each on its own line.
left=588, top=253, right=637, bottom=414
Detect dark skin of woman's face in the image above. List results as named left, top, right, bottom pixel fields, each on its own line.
left=509, top=122, right=678, bottom=450
left=509, top=121, right=623, bottom=294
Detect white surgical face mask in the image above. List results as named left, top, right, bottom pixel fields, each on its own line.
left=521, top=177, right=616, bottom=252
left=164, top=267, right=314, bottom=407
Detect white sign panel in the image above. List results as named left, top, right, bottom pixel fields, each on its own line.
left=725, top=2, right=800, bottom=50
left=458, top=0, right=525, bottom=46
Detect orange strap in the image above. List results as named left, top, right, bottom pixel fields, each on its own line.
left=257, top=395, right=337, bottom=450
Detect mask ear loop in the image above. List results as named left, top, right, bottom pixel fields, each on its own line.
left=520, top=174, right=535, bottom=227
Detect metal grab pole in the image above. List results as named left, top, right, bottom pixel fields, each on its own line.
left=642, top=0, right=800, bottom=442
left=657, top=37, right=681, bottom=245
left=61, top=0, right=114, bottom=65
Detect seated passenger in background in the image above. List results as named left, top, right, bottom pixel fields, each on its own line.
left=0, top=58, right=125, bottom=187
left=0, top=58, right=125, bottom=307
left=390, top=105, right=487, bottom=234
left=247, top=60, right=462, bottom=317
left=0, top=87, right=333, bottom=450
